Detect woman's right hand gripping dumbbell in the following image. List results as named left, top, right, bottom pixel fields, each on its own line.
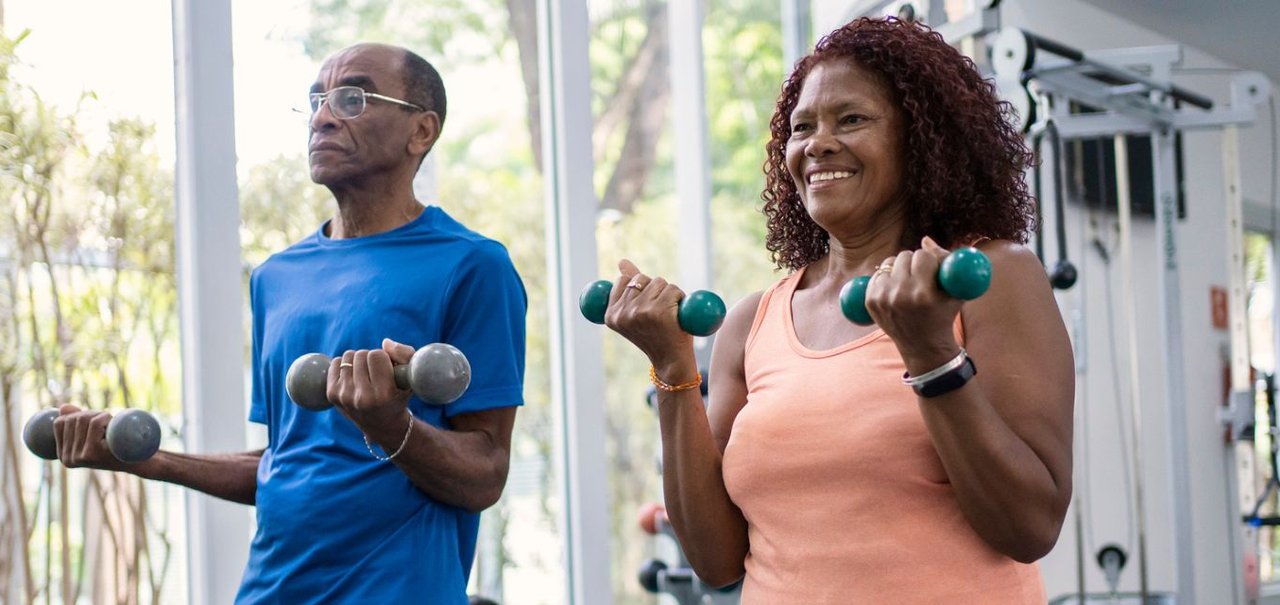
left=593, top=260, right=725, bottom=381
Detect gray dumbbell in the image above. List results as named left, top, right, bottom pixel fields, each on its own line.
left=23, top=407, right=161, bottom=464
left=285, top=343, right=471, bottom=411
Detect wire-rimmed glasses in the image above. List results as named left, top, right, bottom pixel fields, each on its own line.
left=304, top=86, right=425, bottom=120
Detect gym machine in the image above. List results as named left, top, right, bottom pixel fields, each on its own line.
left=992, top=23, right=1271, bottom=605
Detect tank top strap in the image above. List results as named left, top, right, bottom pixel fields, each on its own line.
left=744, top=267, right=805, bottom=358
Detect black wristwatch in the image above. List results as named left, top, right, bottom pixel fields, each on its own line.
left=912, top=355, right=977, bottom=398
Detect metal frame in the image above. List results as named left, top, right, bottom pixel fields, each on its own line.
left=1000, top=28, right=1270, bottom=605
left=1222, top=125, right=1253, bottom=605
left=1154, top=116, right=1197, bottom=605
left=933, top=2, right=1000, bottom=45
left=537, top=0, right=613, bottom=602
left=1010, top=44, right=1267, bottom=138
left=1113, top=131, right=1151, bottom=599
left=171, top=0, right=250, bottom=602
left=839, top=0, right=1001, bottom=45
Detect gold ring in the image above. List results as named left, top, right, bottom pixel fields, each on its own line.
left=874, top=265, right=893, bottom=276
left=339, top=362, right=354, bottom=369
left=627, top=282, right=645, bottom=291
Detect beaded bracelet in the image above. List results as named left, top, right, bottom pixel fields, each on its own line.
left=364, top=409, right=415, bottom=461
left=649, top=366, right=703, bottom=393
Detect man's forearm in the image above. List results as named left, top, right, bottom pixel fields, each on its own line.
left=386, top=424, right=506, bottom=512
left=131, top=449, right=263, bottom=506
left=365, top=410, right=514, bottom=513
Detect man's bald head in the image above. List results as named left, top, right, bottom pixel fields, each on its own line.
left=329, top=43, right=447, bottom=130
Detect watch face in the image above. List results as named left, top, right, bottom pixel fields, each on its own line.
left=915, top=357, right=976, bottom=398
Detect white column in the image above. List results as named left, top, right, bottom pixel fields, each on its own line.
left=537, top=0, right=613, bottom=603
left=668, top=0, right=712, bottom=296
left=782, top=0, right=811, bottom=71
left=171, top=1, right=251, bottom=603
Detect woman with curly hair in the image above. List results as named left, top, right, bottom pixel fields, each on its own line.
left=604, top=17, right=1073, bottom=602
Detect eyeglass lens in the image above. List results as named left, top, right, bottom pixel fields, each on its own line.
left=309, top=87, right=366, bottom=119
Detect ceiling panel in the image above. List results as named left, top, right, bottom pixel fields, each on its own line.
left=1071, top=0, right=1280, bottom=82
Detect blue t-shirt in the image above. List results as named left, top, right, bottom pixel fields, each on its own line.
left=235, top=206, right=526, bottom=604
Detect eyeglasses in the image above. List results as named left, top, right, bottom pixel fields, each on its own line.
left=306, top=86, right=426, bottom=120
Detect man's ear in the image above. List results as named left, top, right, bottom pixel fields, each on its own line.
left=408, top=111, right=441, bottom=159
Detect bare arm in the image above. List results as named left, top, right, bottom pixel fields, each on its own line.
left=52, top=405, right=262, bottom=505
left=131, top=450, right=263, bottom=506
left=654, top=291, right=761, bottom=587
left=601, top=258, right=759, bottom=587
left=868, top=239, right=1074, bottom=562
left=328, top=342, right=517, bottom=513
left=362, top=406, right=516, bottom=513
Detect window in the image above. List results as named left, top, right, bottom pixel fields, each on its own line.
left=1246, top=231, right=1278, bottom=582
left=588, top=0, right=782, bottom=600
left=2, top=1, right=187, bottom=602
left=231, top=1, right=562, bottom=601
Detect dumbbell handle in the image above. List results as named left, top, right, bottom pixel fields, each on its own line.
left=339, top=361, right=416, bottom=390
left=391, top=364, right=411, bottom=390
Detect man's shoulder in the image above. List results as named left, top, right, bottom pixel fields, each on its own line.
left=423, top=207, right=516, bottom=266
left=250, top=233, right=323, bottom=275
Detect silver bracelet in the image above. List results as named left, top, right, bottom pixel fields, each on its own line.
left=364, top=409, right=415, bottom=461
left=902, top=348, right=967, bottom=387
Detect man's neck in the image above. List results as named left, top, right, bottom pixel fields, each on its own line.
left=326, top=178, right=424, bottom=239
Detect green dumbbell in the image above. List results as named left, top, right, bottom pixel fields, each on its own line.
left=578, top=279, right=727, bottom=337
left=23, top=407, right=162, bottom=464
left=840, top=247, right=992, bottom=326
left=285, top=343, right=472, bottom=411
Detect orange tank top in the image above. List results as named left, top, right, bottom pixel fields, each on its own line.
left=721, top=267, right=1045, bottom=604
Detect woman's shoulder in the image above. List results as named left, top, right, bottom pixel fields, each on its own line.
left=720, top=269, right=803, bottom=335
left=971, top=239, right=1044, bottom=276
left=963, top=238, right=1056, bottom=319
left=720, top=290, right=767, bottom=343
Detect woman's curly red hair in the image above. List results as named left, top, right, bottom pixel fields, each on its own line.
left=761, top=17, right=1036, bottom=270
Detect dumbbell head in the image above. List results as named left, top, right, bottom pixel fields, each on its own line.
left=579, top=279, right=613, bottom=325
left=23, top=408, right=60, bottom=461
left=637, top=502, right=665, bottom=535
left=937, top=246, right=992, bottom=300
left=638, top=558, right=667, bottom=594
left=106, top=409, right=161, bottom=463
left=406, top=343, right=471, bottom=405
left=677, top=290, right=727, bottom=337
left=286, top=352, right=334, bottom=411
left=839, top=275, right=874, bottom=326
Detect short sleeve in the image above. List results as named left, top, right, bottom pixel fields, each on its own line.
left=439, top=240, right=527, bottom=417
left=248, top=268, right=269, bottom=426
